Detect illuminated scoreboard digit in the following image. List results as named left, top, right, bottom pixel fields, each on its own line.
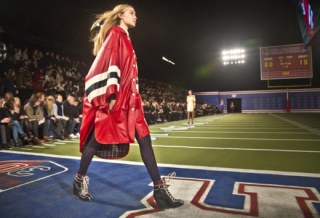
left=260, top=44, right=313, bottom=80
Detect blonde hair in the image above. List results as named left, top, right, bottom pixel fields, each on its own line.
left=91, top=4, right=133, bottom=56
left=44, top=95, right=55, bottom=115
left=14, top=97, right=21, bottom=108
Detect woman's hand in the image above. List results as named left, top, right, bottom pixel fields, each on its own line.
left=1, top=118, right=10, bottom=123
left=109, top=100, right=116, bottom=111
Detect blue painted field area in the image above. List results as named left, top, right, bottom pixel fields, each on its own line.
left=1, top=152, right=320, bottom=218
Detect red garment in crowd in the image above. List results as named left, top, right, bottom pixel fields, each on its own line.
left=79, top=26, right=149, bottom=157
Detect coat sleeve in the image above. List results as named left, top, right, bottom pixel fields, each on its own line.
left=84, top=30, right=120, bottom=111
left=24, top=105, right=37, bottom=120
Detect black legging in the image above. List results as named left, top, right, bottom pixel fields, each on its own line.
left=0, top=125, right=8, bottom=144
left=78, top=129, right=161, bottom=183
left=31, top=120, right=50, bottom=138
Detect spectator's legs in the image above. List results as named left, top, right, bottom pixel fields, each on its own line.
left=69, top=119, right=76, bottom=135
left=41, top=120, right=50, bottom=137
left=0, top=125, right=7, bottom=144
left=20, top=118, right=31, bottom=136
left=11, top=120, right=25, bottom=140
left=55, top=119, right=64, bottom=136
left=66, top=119, right=73, bottom=136
left=76, top=120, right=81, bottom=134
left=0, top=125, right=9, bottom=149
left=31, top=120, right=39, bottom=137
left=59, top=119, right=67, bottom=137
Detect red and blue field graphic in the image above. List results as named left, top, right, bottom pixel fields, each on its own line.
left=0, top=152, right=319, bottom=218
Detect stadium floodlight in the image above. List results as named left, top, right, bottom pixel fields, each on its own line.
left=222, top=49, right=246, bottom=65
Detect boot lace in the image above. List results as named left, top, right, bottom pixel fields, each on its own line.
left=81, top=176, right=90, bottom=196
left=162, top=172, right=177, bottom=201
left=164, top=172, right=176, bottom=183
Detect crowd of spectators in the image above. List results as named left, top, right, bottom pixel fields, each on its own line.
left=0, top=40, right=216, bottom=149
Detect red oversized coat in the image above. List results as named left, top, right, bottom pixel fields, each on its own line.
left=79, top=26, right=150, bottom=158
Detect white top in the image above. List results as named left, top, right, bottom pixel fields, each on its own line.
left=186, top=95, right=196, bottom=112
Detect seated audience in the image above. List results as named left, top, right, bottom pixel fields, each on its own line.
left=44, top=95, right=65, bottom=140
left=4, top=99, right=32, bottom=147
left=63, top=95, right=80, bottom=137
left=24, top=94, right=51, bottom=144
left=52, top=94, right=73, bottom=139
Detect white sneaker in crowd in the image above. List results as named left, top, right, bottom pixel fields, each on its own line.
left=69, top=134, right=77, bottom=139
left=76, top=133, right=80, bottom=137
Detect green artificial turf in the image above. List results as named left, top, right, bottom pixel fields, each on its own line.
left=10, top=113, right=320, bottom=174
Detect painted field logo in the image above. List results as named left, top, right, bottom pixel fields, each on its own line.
left=121, top=177, right=320, bottom=217
left=0, top=160, right=68, bottom=192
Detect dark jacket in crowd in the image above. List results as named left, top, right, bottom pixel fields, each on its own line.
left=63, top=101, right=79, bottom=119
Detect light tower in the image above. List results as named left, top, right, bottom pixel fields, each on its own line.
left=222, top=49, right=246, bottom=65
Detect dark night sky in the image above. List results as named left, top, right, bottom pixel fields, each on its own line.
left=1, top=0, right=316, bottom=92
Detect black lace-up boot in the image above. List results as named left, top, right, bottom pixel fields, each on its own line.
left=153, top=179, right=184, bottom=209
left=73, top=174, right=92, bottom=201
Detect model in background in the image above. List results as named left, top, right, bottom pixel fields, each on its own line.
left=230, top=102, right=235, bottom=113
left=219, top=99, right=225, bottom=116
left=186, top=90, right=196, bottom=124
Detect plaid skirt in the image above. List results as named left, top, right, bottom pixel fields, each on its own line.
left=84, top=128, right=130, bottom=159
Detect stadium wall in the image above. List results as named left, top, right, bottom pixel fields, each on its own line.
left=195, top=88, right=320, bottom=113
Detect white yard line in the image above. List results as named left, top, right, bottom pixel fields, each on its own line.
left=17, top=148, right=33, bottom=151
left=42, top=143, right=56, bottom=147
left=153, top=135, right=320, bottom=141
left=151, top=131, right=312, bottom=134
left=130, top=144, right=320, bottom=153
left=269, top=114, right=320, bottom=136
left=31, top=146, right=45, bottom=148
left=156, top=127, right=300, bottom=129
left=187, top=127, right=300, bottom=129
left=62, top=141, right=77, bottom=143
left=1, top=150, right=320, bottom=178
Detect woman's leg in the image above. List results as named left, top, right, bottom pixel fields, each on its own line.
left=11, top=121, right=19, bottom=140
left=73, top=129, right=98, bottom=201
left=77, top=129, right=100, bottom=176
left=12, top=120, right=25, bottom=135
left=192, top=110, right=195, bottom=122
left=135, top=131, right=184, bottom=209
left=187, top=111, right=190, bottom=123
left=135, top=131, right=161, bottom=183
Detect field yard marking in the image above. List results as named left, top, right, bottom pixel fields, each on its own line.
left=150, top=133, right=170, bottom=136
left=160, top=126, right=195, bottom=131
left=151, top=131, right=312, bottom=134
left=183, top=122, right=208, bottom=125
left=32, top=146, right=45, bottom=148
left=18, top=148, right=33, bottom=151
left=153, top=135, right=320, bottom=142
left=195, top=124, right=295, bottom=126
left=270, top=114, right=320, bottom=136
left=131, top=144, right=320, bottom=153
left=42, top=143, right=56, bottom=147
left=161, top=127, right=301, bottom=129
left=2, top=150, right=320, bottom=178
left=156, top=125, right=301, bottom=129
left=61, top=141, right=76, bottom=143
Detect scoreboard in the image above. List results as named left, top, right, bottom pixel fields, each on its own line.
left=260, top=44, right=313, bottom=80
